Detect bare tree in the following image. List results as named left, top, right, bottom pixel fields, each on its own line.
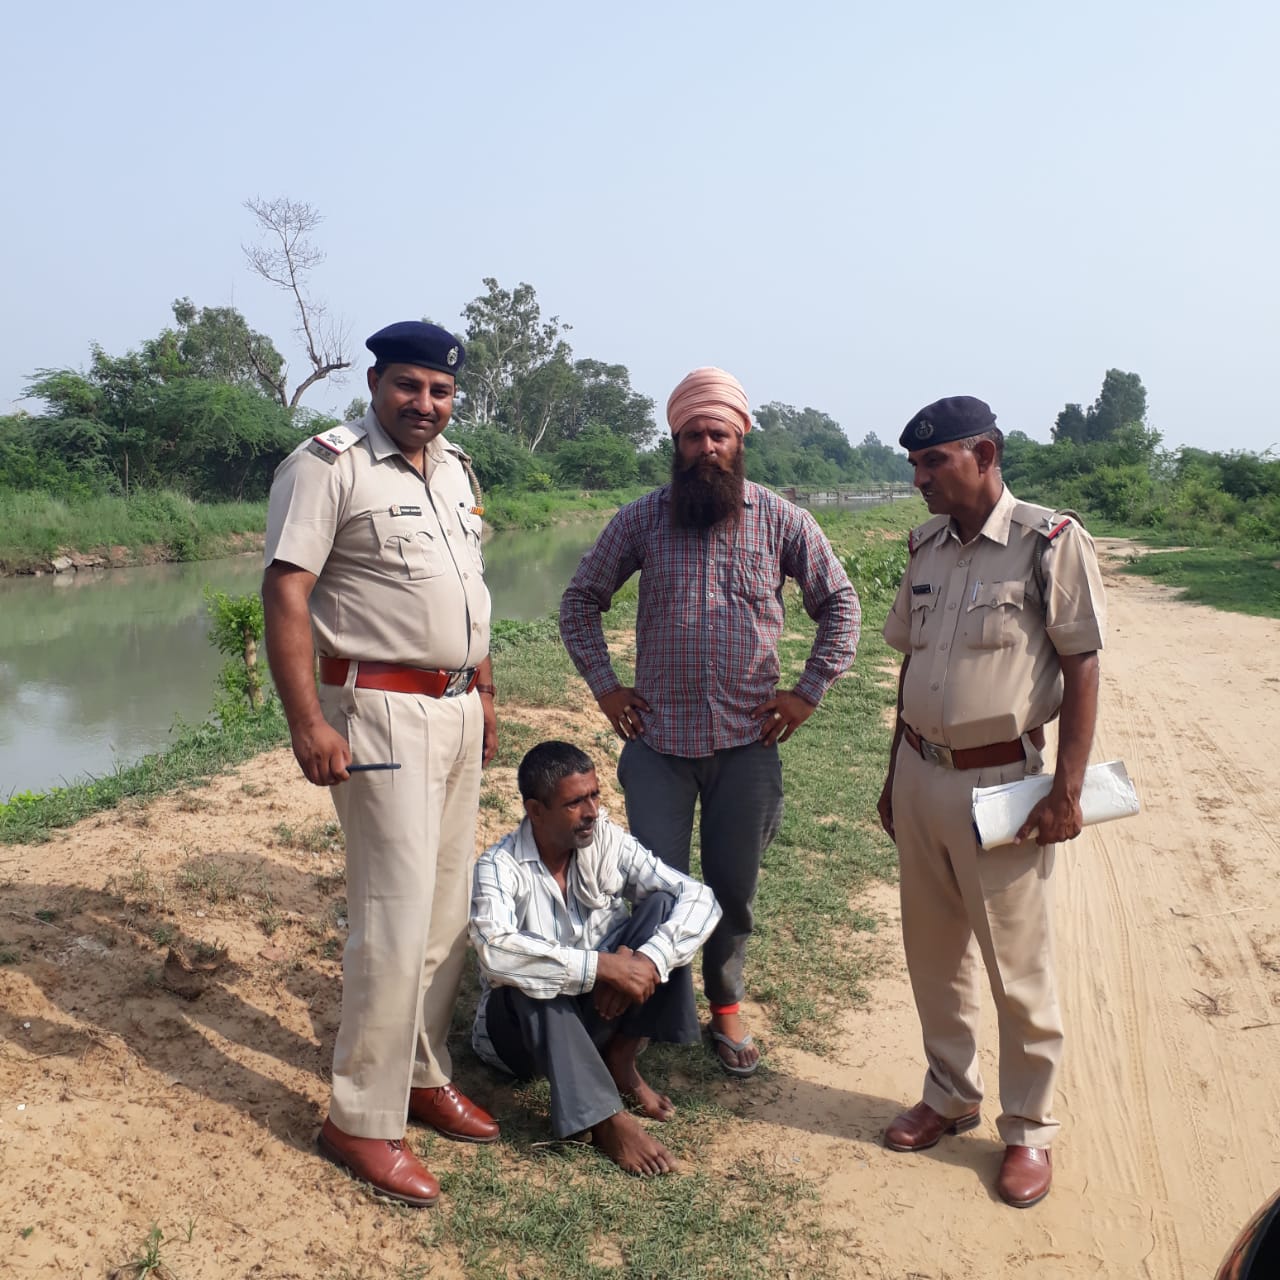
left=242, top=197, right=351, bottom=409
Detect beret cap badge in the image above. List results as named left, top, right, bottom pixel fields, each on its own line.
left=446, top=346, right=459, bottom=367
left=915, top=421, right=934, bottom=440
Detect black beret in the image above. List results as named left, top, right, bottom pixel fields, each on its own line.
left=366, top=321, right=464, bottom=375
left=899, top=396, right=997, bottom=449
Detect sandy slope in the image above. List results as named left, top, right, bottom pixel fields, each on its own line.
left=2, top=543, right=1277, bottom=1278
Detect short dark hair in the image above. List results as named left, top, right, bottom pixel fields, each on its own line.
left=372, top=359, right=389, bottom=376
left=962, top=426, right=1004, bottom=464
left=518, top=741, right=595, bottom=804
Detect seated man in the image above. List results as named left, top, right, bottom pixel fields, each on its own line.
left=469, top=740, right=721, bottom=1176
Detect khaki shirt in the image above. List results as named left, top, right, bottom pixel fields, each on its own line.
left=264, top=410, right=491, bottom=670
left=883, top=486, right=1105, bottom=749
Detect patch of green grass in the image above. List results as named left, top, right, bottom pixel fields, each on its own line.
left=0, top=948, right=20, bottom=965
left=1121, top=544, right=1280, bottom=618
left=112, top=1223, right=174, bottom=1279
left=418, top=1140, right=820, bottom=1280
left=0, top=488, right=268, bottom=574
left=175, top=857, right=246, bottom=905
left=274, top=819, right=344, bottom=854
left=0, top=703, right=289, bottom=844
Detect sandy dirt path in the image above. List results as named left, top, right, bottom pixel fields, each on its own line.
left=759, top=541, right=1280, bottom=1277
left=3, top=545, right=1278, bottom=1277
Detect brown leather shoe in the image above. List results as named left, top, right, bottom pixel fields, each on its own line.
left=884, top=1100, right=981, bottom=1152
left=997, top=1145, right=1052, bottom=1208
left=408, top=1084, right=500, bottom=1144
left=317, top=1118, right=439, bottom=1207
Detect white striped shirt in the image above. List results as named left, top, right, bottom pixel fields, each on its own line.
left=469, top=815, right=721, bottom=1072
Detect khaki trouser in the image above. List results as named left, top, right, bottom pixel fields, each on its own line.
left=320, top=679, right=482, bottom=1138
left=891, top=736, right=1063, bottom=1148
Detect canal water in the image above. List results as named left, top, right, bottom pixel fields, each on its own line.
left=0, top=521, right=604, bottom=798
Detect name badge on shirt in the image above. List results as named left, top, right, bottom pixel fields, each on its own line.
left=389, top=505, right=423, bottom=517
left=911, top=584, right=934, bottom=596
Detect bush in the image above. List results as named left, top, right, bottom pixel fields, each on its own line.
left=554, top=424, right=639, bottom=490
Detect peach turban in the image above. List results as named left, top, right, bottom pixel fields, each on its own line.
left=666, top=367, right=752, bottom=437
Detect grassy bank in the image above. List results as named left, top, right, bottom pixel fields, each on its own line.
left=0, top=485, right=646, bottom=575
left=0, top=705, right=290, bottom=844
left=0, top=489, right=267, bottom=574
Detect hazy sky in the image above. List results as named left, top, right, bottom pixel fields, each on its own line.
left=3, top=1, right=1277, bottom=452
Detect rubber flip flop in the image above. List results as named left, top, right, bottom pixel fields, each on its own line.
left=709, top=1028, right=760, bottom=1078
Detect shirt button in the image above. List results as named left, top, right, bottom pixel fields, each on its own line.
left=957, top=559, right=967, bottom=567
left=947, top=603, right=957, bottom=610
left=930, top=682, right=940, bottom=690
left=940, top=642, right=948, bottom=650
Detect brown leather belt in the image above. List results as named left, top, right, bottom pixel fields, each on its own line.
left=903, top=724, right=1044, bottom=771
left=318, top=658, right=478, bottom=698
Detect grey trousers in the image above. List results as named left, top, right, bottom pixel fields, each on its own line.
left=617, top=737, right=784, bottom=1008
left=484, top=892, right=701, bottom=1138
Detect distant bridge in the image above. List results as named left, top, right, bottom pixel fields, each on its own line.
left=780, top=484, right=916, bottom=507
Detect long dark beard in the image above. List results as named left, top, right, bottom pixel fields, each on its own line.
left=669, top=448, right=746, bottom=530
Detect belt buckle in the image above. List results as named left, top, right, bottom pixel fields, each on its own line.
left=443, top=669, right=471, bottom=697
left=920, top=738, right=955, bottom=769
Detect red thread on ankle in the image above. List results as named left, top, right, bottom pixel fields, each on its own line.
left=709, top=1002, right=740, bottom=1016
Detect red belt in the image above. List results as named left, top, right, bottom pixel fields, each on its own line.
left=318, top=658, right=478, bottom=698
left=903, top=724, right=1044, bottom=771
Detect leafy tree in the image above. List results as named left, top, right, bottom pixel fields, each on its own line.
left=560, top=359, right=656, bottom=449
left=145, top=297, right=286, bottom=397
left=1052, top=404, right=1088, bottom=444
left=1053, top=370, right=1148, bottom=444
left=458, top=278, right=573, bottom=451
left=554, top=423, right=639, bottom=489
left=448, top=422, right=533, bottom=491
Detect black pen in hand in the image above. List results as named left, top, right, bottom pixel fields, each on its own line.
left=347, top=762, right=402, bottom=772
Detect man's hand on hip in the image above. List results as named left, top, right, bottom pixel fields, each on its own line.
left=291, top=718, right=352, bottom=787
left=752, top=690, right=817, bottom=746
left=597, top=687, right=651, bottom=740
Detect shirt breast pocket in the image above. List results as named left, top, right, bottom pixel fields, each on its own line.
left=909, top=592, right=939, bottom=649
left=370, top=511, right=446, bottom=580
left=964, top=579, right=1026, bottom=649
left=733, top=548, right=780, bottom=602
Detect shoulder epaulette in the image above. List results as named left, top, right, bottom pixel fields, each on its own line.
left=907, top=514, right=949, bottom=554
left=1010, top=502, right=1082, bottom=541
left=310, top=423, right=367, bottom=456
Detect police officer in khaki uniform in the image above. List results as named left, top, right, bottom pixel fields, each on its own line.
left=877, top=396, right=1106, bottom=1209
left=263, top=322, right=500, bottom=1208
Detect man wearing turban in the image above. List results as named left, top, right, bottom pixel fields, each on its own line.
left=560, top=367, right=860, bottom=1076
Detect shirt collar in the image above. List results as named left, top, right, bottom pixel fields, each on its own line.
left=944, top=484, right=1015, bottom=547
left=513, top=818, right=543, bottom=863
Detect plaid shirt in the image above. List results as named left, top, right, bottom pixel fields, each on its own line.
left=559, top=482, right=860, bottom=758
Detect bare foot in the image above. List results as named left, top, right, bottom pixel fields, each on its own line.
left=592, top=1111, right=678, bottom=1176
left=604, top=1036, right=675, bottom=1121
left=711, top=1010, right=760, bottom=1074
